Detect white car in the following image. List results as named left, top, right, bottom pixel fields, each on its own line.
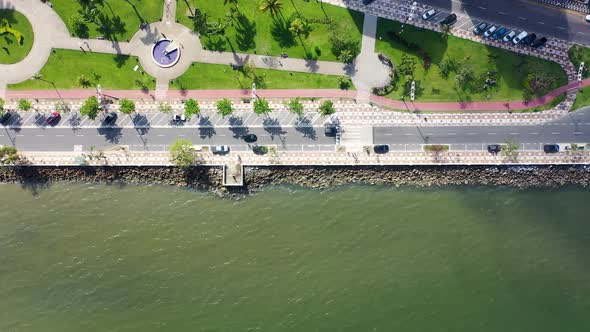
left=422, top=9, right=436, bottom=20
left=513, top=31, right=528, bottom=44
left=213, top=145, right=230, bottom=154
left=483, top=25, right=497, bottom=38
left=503, top=30, right=516, bottom=43
left=586, top=15, right=590, bottom=23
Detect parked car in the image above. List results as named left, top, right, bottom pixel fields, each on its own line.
left=521, top=33, right=537, bottom=45
left=362, top=0, right=376, bottom=5
left=422, top=9, right=436, bottom=20
left=503, top=30, right=517, bottom=42
left=440, top=13, right=457, bottom=25
left=373, top=145, right=390, bottom=154
left=531, top=37, right=548, bottom=49
left=487, top=144, right=501, bottom=154
left=252, top=145, right=268, bottom=155
left=586, top=15, right=590, bottom=23
left=543, top=144, right=559, bottom=153
left=491, top=27, right=508, bottom=40
left=213, top=145, right=230, bottom=154
left=45, top=112, right=60, bottom=126
left=473, top=22, right=488, bottom=35
left=513, top=31, right=528, bottom=44
left=324, top=124, right=337, bottom=137
left=0, top=111, right=12, bottom=125
left=483, top=25, right=497, bottom=38
left=243, top=134, right=257, bottom=143
left=103, top=112, right=118, bottom=125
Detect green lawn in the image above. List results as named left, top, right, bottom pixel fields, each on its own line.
left=375, top=19, right=567, bottom=102
left=0, top=9, right=34, bottom=64
left=177, top=0, right=363, bottom=61
left=568, top=45, right=590, bottom=79
left=572, top=87, right=590, bottom=111
left=172, top=62, right=353, bottom=90
left=51, top=0, right=163, bottom=41
left=9, top=49, right=154, bottom=90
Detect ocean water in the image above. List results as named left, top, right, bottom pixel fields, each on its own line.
left=1, top=183, right=589, bottom=331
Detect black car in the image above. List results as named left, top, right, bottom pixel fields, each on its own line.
left=531, top=37, right=548, bottom=49
left=324, top=125, right=337, bottom=137
left=243, top=134, right=257, bottom=143
left=362, top=0, right=376, bottom=5
left=521, top=33, right=537, bottom=45
left=374, top=145, right=390, bottom=154
left=543, top=144, right=559, bottom=153
left=487, top=144, right=501, bottom=154
left=103, top=112, right=118, bottom=125
left=473, top=22, right=488, bottom=35
left=0, top=111, right=12, bottom=125
left=440, top=13, right=457, bottom=26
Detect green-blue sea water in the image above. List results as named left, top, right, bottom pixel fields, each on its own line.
left=1, top=183, right=590, bottom=331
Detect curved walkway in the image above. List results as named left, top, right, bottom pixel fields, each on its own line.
left=5, top=77, right=590, bottom=112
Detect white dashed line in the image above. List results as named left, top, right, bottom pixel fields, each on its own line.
left=448, top=133, right=456, bottom=135
left=384, top=133, right=393, bottom=136
left=574, top=132, right=583, bottom=135
left=518, top=16, right=527, bottom=20
left=76, top=134, right=84, bottom=137
left=498, top=11, right=507, bottom=15
left=551, top=132, right=560, bottom=135
left=56, top=135, right=64, bottom=137
left=509, top=133, right=519, bottom=135
left=467, top=133, right=476, bottom=135
left=557, top=27, right=566, bottom=30
left=478, top=6, right=486, bottom=10
left=530, top=133, right=539, bottom=135
left=537, top=21, right=545, bottom=25
left=488, top=133, right=496, bottom=135
left=35, top=134, right=44, bottom=137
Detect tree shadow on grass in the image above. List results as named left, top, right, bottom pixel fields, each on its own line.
left=203, top=35, right=228, bottom=52
left=198, top=116, right=216, bottom=139
left=228, top=116, right=248, bottom=138
left=271, top=19, right=296, bottom=48
left=113, top=54, right=130, bottom=68
left=235, top=12, right=256, bottom=51
left=97, top=13, right=127, bottom=41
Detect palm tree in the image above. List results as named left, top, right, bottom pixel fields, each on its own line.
left=289, top=18, right=309, bottom=56
left=440, top=24, right=450, bottom=39
left=259, top=0, right=283, bottom=17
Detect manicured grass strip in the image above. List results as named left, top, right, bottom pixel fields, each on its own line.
left=0, top=9, right=34, bottom=64
left=375, top=18, right=567, bottom=102
left=172, top=62, right=354, bottom=90
left=9, top=49, right=154, bottom=90
left=568, top=45, right=590, bottom=79
left=51, top=0, right=163, bottom=41
left=177, top=0, right=363, bottom=61
left=572, top=87, right=590, bottom=111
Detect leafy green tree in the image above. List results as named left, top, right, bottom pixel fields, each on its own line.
left=253, top=98, right=272, bottom=116
left=77, top=75, right=92, bottom=88
left=0, top=98, right=5, bottom=114
left=501, top=140, right=519, bottom=162
left=119, top=99, right=135, bottom=115
left=338, top=75, right=351, bottom=90
left=184, top=98, right=201, bottom=118
left=216, top=98, right=233, bottom=117
left=18, top=99, right=31, bottom=112
left=318, top=100, right=336, bottom=116
left=159, top=103, right=172, bottom=113
left=241, top=61, right=257, bottom=79
left=329, top=25, right=360, bottom=64
left=259, top=0, right=283, bottom=17
left=169, top=138, right=196, bottom=169
left=80, top=96, right=100, bottom=120
left=69, top=14, right=89, bottom=38
left=289, top=18, right=309, bottom=37
left=286, top=97, right=304, bottom=117
left=454, top=67, right=474, bottom=88
left=0, top=146, right=19, bottom=165
left=440, top=24, right=451, bottom=39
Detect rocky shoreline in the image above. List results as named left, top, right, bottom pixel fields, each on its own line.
left=1, top=165, right=590, bottom=195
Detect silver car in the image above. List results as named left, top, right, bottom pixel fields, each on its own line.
left=213, top=145, right=230, bottom=154
left=513, top=31, right=528, bottom=44
left=503, top=30, right=516, bottom=42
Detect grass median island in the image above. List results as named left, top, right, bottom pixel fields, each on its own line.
left=572, top=87, right=590, bottom=111
left=568, top=45, right=590, bottom=79
left=177, top=0, right=363, bottom=61
left=171, top=62, right=353, bottom=90
left=51, top=0, right=162, bottom=41
left=9, top=49, right=154, bottom=90
left=0, top=9, right=34, bottom=64
left=375, top=19, right=567, bottom=103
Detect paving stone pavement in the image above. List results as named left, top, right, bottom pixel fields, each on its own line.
left=18, top=149, right=590, bottom=167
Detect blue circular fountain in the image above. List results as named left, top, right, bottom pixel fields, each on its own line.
left=151, top=39, right=181, bottom=68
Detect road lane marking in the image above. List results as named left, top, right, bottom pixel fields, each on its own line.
left=498, top=11, right=507, bottom=15
left=551, top=132, right=560, bottom=134
left=384, top=133, right=393, bottom=136
left=478, top=6, right=486, bottom=10
left=488, top=133, right=496, bottom=135
left=574, top=132, right=583, bottom=135
left=403, top=133, right=413, bottom=136
left=467, top=132, right=476, bottom=135
left=537, top=21, right=545, bottom=25
left=157, top=134, right=165, bottom=137
left=510, top=133, right=519, bottom=135
left=76, top=134, right=84, bottom=137
left=56, top=135, right=64, bottom=137
left=35, top=134, right=44, bottom=137
left=557, top=27, right=566, bottom=30
left=518, top=16, right=527, bottom=20
left=448, top=133, right=456, bottom=135
left=530, top=132, right=539, bottom=135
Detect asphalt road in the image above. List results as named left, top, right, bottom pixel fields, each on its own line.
left=407, top=0, right=590, bottom=45
left=0, top=126, right=336, bottom=152
left=374, top=107, right=590, bottom=150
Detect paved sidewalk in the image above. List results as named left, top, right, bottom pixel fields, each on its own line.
left=17, top=149, right=590, bottom=167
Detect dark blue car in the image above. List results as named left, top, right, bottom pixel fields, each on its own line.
left=491, top=27, right=508, bottom=40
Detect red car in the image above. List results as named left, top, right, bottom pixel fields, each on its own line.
left=45, top=111, right=61, bottom=126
